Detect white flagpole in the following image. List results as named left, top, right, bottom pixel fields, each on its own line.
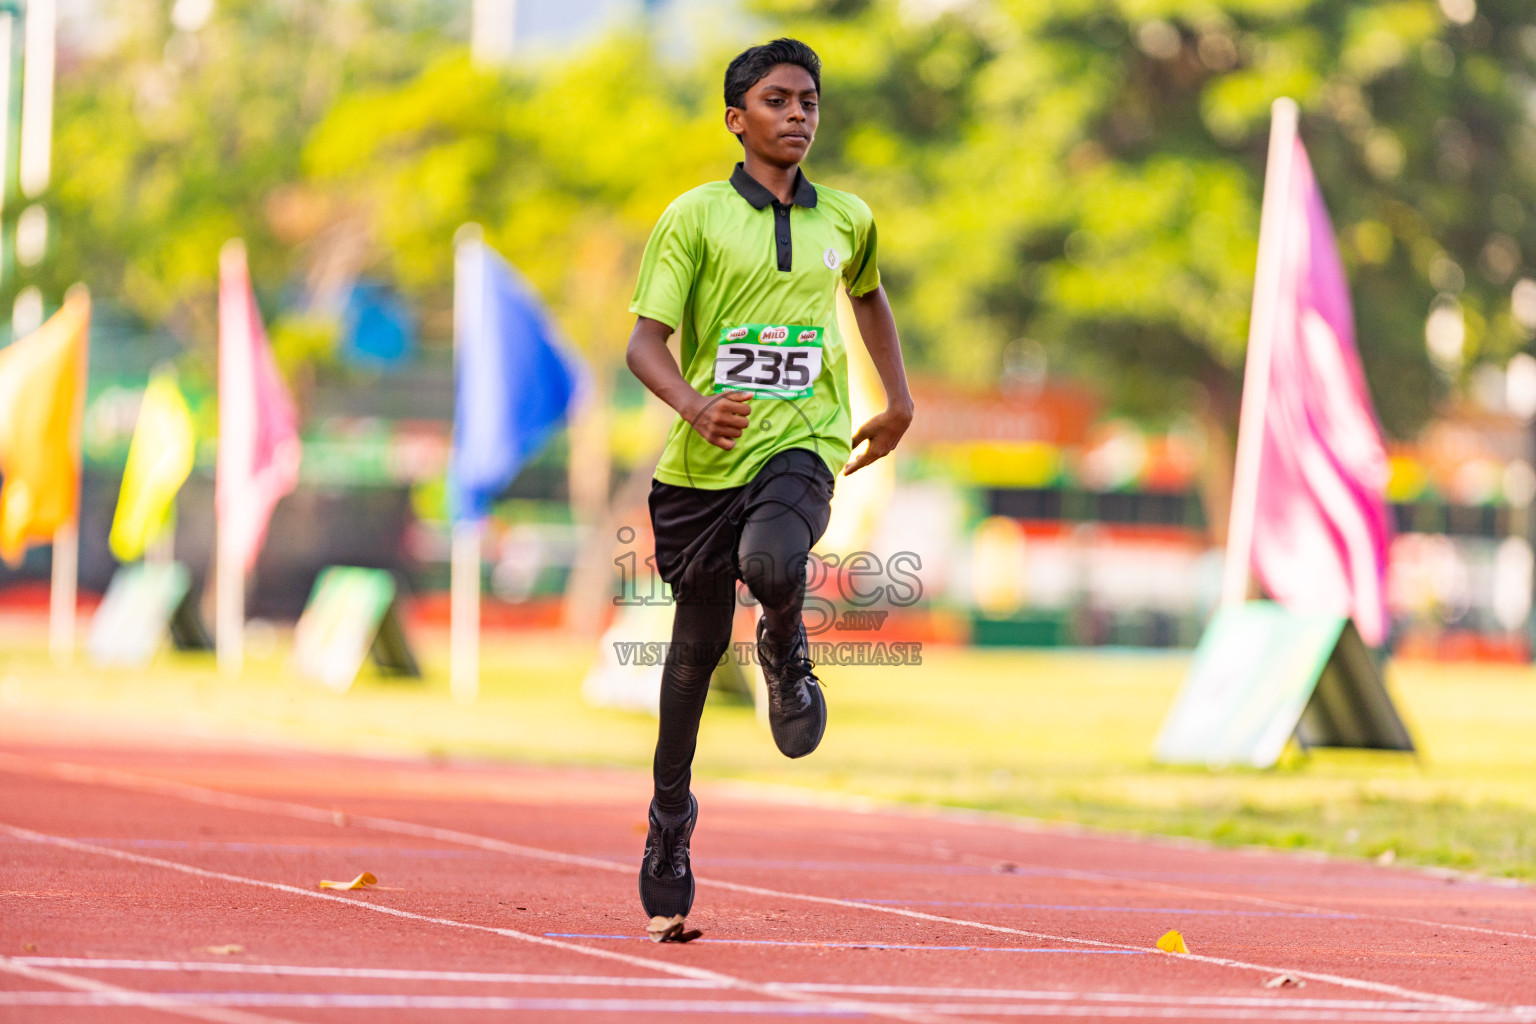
left=48, top=521, right=76, bottom=662
left=449, top=225, right=483, bottom=703
left=471, top=0, right=517, bottom=65
left=18, top=0, right=54, bottom=201
left=450, top=520, right=481, bottom=702
left=215, top=517, right=243, bottom=675
left=49, top=286, right=88, bottom=664
left=1221, top=97, right=1299, bottom=607
left=215, top=240, right=248, bottom=677
left=29, top=2, right=67, bottom=663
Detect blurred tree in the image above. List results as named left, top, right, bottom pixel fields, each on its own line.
left=36, top=0, right=1536, bottom=456
left=776, top=0, right=1536, bottom=445
left=300, top=42, right=741, bottom=630
left=301, top=42, right=736, bottom=354
left=37, top=0, right=462, bottom=364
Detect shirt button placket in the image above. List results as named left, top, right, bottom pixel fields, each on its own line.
left=775, top=204, right=792, bottom=272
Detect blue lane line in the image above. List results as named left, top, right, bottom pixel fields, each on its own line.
left=544, top=933, right=1150, bottom=954
left=848, top=899, right=1357, bottom=920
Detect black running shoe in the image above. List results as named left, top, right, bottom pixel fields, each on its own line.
left=638, top=794, right=697, bottom=920
left=757, top=618, right=827, bottom=759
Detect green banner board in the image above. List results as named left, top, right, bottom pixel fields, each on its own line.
left=293, top=567, right=420, bottom=693
left=87, top=562, right=212, bottom=667
left=1153, top=601, right=1413, bottom=768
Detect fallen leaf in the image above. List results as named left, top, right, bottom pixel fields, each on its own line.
left=646, top=914, right=702, bottom=944
left=20, top=943, right=36, bottom=953
left=993, top=861, right=1020, bottom=874
left=1156, top=929, right=1189, bottom=954
left=1264, top=974, right=1305, bottom=988
left=331, top=812, right=348, bottom=827
left=1376, top=849, right=1396, bottom=865
left=319, top=872, right=378, bottom=890
left=200, top=945, right=244, bottom=955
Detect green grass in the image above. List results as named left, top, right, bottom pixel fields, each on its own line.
left=4, top=628, right=1536, bottom=880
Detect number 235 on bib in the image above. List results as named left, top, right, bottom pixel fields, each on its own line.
left=712, top=325, right=824, bottom=400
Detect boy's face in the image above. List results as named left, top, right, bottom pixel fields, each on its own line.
left=726, top=63, right=819, bottom=167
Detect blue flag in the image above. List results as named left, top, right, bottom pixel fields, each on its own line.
left=450, top=238, right=584, bottom=522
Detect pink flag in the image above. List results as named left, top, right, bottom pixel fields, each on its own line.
left=1250, top=138, right=1393, bottom=645
left=216, top=240, right=301, bottom=573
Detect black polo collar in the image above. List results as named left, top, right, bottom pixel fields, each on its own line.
left=730, top=163, right=818, bottom=210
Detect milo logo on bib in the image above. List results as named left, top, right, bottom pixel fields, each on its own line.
left=713, top=323, right=824, bottom=400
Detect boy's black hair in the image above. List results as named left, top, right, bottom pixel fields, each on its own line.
left=724, top=38, right=821, bottom=109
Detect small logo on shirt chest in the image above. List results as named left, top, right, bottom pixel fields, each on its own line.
left=823, top=248, right=840, bottom=270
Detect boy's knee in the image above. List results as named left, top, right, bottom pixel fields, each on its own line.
left=740, top=550, right=804, bottom=612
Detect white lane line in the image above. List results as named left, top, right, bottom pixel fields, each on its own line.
left=953, top=854, right=1536, bottom=945
left=13, top=957, right=1525, bottom=1014
left=0, top=990, right=1532, bottom=1022
left=0, top=955, right=301, bottom=1024
left=814, top=827, right=1536, bottom=944
left=0, top=992, right=855, bottom=1017
left=692, top=873, right=1483, bottom=1007
left=0, top=752, right=628, bottom=870
left=0, top=755, right=1488, bottom=1009
left=730, top=780, right=1536, bottom=940
left=15, top=957, right=723, bottom=989
left=790, top=982, right=1520, bottom=1014
left=0, top=823, right=953, bottom=1024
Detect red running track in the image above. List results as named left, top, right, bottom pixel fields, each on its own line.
left=2, top=721, right=1536, bottom=1023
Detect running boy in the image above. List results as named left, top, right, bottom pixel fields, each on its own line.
left=625, top=38, right=914, bottom=939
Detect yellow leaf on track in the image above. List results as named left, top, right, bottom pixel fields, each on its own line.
left=1156, top=929, right=1189, bottom=954
left=646, top=914, right=702, bottom=943
left=319, top=872, right=378, bottom=890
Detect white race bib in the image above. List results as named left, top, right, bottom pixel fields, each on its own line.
left=712, top=324, right=824, bottom=400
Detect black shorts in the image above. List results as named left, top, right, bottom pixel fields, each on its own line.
left=648, top=448, right=835, bottom=605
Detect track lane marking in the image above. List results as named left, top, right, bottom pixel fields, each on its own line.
left=15, top=956, right=1517, bottom=1014
left=8, top=751, right=1526, bottom=940
left=544, top=932, right=1151, bottom=953
left=812, top=811, right=1536, bottom=939
left=0, top=822, right=955, bottom=1024
left=689, top=874, right=1484, bottom=1007
left=0, top=753, right=1492, bottom=1010
left=0, top=991, right=861, bottom=1017
left=14, top=956, right=724, bottom=989
left=0, top=955, right=301, bottom=1024
left=848, top=899, right=1356, bottom=919
left=0, top=989, right=1533, bottom=1021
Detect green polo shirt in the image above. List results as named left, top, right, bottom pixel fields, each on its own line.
left=630, top=163, right=880, bottom=489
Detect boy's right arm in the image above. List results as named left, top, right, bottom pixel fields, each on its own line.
left=626, top=316, right=752, bottom=451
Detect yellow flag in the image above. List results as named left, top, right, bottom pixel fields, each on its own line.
left=0, top=291, right=89, bottom=566
left=109, top=367, right=196, bottom=562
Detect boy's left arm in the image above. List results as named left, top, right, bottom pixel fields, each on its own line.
left=845, top=284, right=915, bottom=476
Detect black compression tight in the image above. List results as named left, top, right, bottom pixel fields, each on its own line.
left=651, top=506, right=814, bottom=812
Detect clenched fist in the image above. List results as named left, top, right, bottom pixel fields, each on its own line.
left=685, top=391, right=754, bottom=451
